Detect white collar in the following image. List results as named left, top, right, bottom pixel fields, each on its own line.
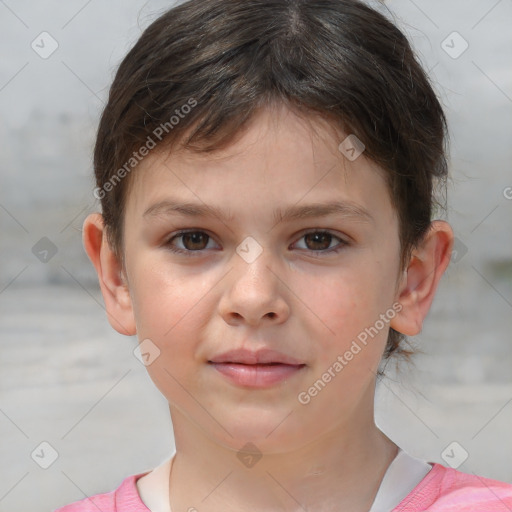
left=368, top=448, right=432, bottom=512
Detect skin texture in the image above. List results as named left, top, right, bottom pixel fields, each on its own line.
left=83, top=104, right=454, bottom=511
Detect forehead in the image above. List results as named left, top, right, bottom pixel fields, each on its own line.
left=125, top=105, right=394, bottom=224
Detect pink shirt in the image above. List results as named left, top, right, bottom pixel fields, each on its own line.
left=54, top=463, right=512, bottom=511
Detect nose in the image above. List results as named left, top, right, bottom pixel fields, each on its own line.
left=218, top=247, right=290, bottom=327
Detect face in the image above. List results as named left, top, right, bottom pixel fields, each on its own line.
left=120, top=104, right=404, bottom=452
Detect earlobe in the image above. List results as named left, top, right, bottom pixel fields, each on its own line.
left=82, top=213, right=137, bottom=336
left=390, top=220, right=454, bottom=336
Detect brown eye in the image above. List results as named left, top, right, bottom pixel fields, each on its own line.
left=303, top=232, right=333, bottom=251
left=166, top=230, right=216, bottom=254
left=180, top=232, right=209, bottom=250
left=294, top=230, right=347, bottom=254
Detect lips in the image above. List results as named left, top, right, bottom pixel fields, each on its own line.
left=208, top=348, right=306, bottom=388
left=208, top=348, right=305, bottom=366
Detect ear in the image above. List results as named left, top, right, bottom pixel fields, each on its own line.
left=82, top=213, right=136, bottom=336
left=390, top=220, right=454, bottom=336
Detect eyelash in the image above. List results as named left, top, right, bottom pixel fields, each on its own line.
left=163, top=229, right=349, bottom=256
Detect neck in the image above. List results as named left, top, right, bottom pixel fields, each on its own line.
left=168, top=407, right=398, bottom=512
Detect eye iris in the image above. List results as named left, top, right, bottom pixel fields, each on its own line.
left=183, top=232, right=208, bottom=250
left=305, top=232, right=331, bottom=250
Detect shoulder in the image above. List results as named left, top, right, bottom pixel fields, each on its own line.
left=53, top=472, right=151, bottom=512
left=394, top=463, right=512, bottom=511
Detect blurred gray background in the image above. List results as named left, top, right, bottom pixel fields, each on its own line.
left=0, top=1, right=511, bottom=511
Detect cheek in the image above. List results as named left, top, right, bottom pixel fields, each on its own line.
left=128, top=260, right=212, bottom=396
left=301, top=257, right=395, bottom=363
left=128, top=254, right=210, bottom=341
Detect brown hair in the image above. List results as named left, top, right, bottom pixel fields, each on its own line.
left=93, top=0, right=449, bottom=363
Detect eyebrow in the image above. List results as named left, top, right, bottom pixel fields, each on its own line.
left=143, top=199, right=374, bottom=224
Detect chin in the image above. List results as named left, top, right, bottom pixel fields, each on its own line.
left=202, top=410, right=313, bottom=455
